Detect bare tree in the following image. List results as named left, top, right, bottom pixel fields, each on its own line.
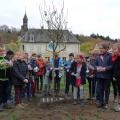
left=39, top=0, right=68, bottom=98
left=39, top=0, right=68, bottom=57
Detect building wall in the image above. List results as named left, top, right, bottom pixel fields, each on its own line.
left=21, top=42, right=80, bottom=58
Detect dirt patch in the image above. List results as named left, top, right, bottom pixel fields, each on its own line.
left=0, top=97, right=120, bottom=120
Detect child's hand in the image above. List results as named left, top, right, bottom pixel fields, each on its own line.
left=23, top=79, right=28, bottom=83
left=113, top=77, right=116, bottom=81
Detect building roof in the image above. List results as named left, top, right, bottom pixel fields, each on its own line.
left=21, top=29, right=79, bottom=44
left=23, top=13, right=28, bottom=21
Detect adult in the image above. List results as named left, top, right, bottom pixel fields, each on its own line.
left=95, top=42, right=112, bottom=109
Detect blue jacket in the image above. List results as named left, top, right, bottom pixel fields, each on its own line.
left=30, top=59, right=38, bottom=76
left=95, top=52, right=112, bottom=79
left=64, top=60, right=74, bottom=73
left=50, top=57, right=63, bottom=68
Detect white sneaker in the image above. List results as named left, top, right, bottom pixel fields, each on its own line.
left=114, top=105, right=120, bottom=112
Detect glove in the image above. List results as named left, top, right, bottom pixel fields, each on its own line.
left=113, top=77, right=116, bottom=81
left=33, top=67, right=39, bottom=72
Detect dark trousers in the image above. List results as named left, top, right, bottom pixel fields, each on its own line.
left=65, top=72, right=73, bottom=95
left=0, top=80, right=9, bottom=105
left=22, top=83, right=31, bottom=100
left=97, top=78, right=110, bottom=104
left=87, top=77, right=96, bottom=98
left=14, top=85, right=23, bottom=105
left=112, top=80, right=120, bottom=98
left=35, top=75, right=43, bottom=92
left=54, top=76, right=61, bottom=94
left=31, top=80, right=35, bottom=96
left=7, top=79, right=13, bottom=100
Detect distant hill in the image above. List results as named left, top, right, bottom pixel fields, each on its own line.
left=0, top=31, right=20, bottom=44
left=75, top=34, right=117, bottom=55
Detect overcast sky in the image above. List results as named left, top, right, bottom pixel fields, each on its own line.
left=0, top=0, right=120, bottom=39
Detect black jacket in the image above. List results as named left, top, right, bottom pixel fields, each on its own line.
left=113, top=56, right=120, bottom=83
left=70, top=61, right=87, bottom=86
left=12, top=59, right=28, bottom=85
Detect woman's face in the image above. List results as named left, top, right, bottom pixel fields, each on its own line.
left=112, top=46, right=119, bottom=55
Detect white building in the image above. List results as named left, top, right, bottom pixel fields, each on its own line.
left=20, top=13, right=80, bottom=59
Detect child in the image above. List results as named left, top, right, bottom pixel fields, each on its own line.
left=30, top=53, right=39, bottom=96
left=95, top=42, right=112, bottom=109
left=5, top=50, right=14, bottom=101
left=37, top=54, right=45, bottom=92
left=12, top=52, right=28, bottom=108
left=86, top=51, right=97, bottom=100
left=22, top=53, right=32, bottom=101
left=70, top=54, right=86, bottom=105
left=112, top=43, right=120, bottom=112
left=64, top=53, right=74, bottom=97
left=43, top=59, right=52, bottom=96
left=0, top=48, right=12, bottom=112
left=50, top=54, right=63, bottom=96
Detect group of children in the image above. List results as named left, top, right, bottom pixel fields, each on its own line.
left=1, top=42, right=120, bottom=112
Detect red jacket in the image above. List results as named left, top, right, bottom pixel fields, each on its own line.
left=37, top=58, right=45, bottom=76
left=112, top=54, right=118, bottom=63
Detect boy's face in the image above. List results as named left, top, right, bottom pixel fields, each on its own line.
left=69, top=56, right=74, bottom=61
left=32, top=55, right=37, bottom=60
left=99, top=47, right=107, bottom=55
left=9, top=54, right=14, bottom=60
left=54, top=55, right=58, bottom=60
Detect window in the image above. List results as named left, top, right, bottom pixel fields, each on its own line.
left=22, top=45, right=24, bottom=51
left=30, top=34, right=34, bottom=42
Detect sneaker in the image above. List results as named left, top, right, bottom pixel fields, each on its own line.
left=21, top=103, right=28, bottom=107
left=96, top=103, right=103, bottom=108
left=114, top=105, right=120, bottom=112
left=16, top=104, right=24, bottom=109
left=114, top=98, right=117, bottom=103
left=87, top=97, right=91, bottom=100
left=3, top=103, right=12, bottom=109
left=103, top=104, right=108, bottom=109
left=73, top=100, right=77, bottom=105
left=80, top=99, right=85, bottom=106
